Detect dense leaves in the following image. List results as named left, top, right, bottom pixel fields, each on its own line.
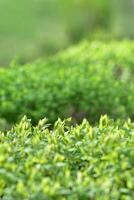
left=1, top=115, right=134, bottom=199
left=0, top=40, right=134, bottom=124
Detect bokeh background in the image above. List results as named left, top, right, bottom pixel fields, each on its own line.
left=0, top=0, right=134, bottom=66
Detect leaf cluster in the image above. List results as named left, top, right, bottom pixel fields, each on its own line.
left=1, top=115, right=134, bottom=199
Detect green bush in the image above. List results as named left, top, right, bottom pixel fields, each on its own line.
left=0, top=40, right=134, bottom=124
left=1, top=115, right=134, bottom=199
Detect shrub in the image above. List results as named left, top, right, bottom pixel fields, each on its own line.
left=0, top=40, right=134, bottom=123
left=1, top=115, right=134, bottom=199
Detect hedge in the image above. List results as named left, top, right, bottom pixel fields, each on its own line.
left=1, top=115, right=134, bottom=199
left=0, top=40, right=134, bottom=124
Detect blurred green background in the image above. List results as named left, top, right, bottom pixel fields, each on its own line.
left=0, top=0, right=134, bottom=66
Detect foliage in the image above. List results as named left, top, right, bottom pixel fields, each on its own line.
left=1, top=115, right=134, bottom=199
left=0, top=40, right=134, bottom=124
